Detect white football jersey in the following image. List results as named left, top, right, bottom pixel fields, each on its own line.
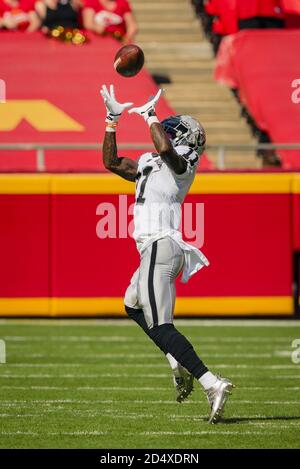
left=133, top=145, right=199, bottom=252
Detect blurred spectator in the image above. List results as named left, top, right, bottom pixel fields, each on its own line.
left=236, top=0, right=285, bottom=29
left=192, top=0, right=213, bottom=37
left=204, top=0, right=238, bottom=53
left=82, top=0, right=137, bottom=42
left=282, top=0, right=300, bottom=28
left=194, top=0, right=289, bottom=53
left=30, top=0, right=82, bottom=32
left=0, top=0, right=36, bottom=30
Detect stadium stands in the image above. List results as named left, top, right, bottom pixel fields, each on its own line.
left=32, top=0, right=82, bottom=32
left=235, top=0, right=284, bottom=30
left=132, top=0, right=257, bottom=169
left=283, top=0, right=300, bottom=27
left=215, top=30, right=300, bottom=169
left=0, top=0, right=36, bottom=31
left=82, top=0, right=137, bottom=43
left=193, top=0, right=300, bottom=168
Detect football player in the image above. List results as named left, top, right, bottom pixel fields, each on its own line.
left=100, top=84, right=234, bottom=423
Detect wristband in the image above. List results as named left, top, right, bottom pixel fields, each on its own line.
left=146, top=115, right=160, bottom=127
left=105, top=122, right=117, bottom=132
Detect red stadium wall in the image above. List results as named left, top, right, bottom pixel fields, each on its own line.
left=0, top=173, right=299, bottom=317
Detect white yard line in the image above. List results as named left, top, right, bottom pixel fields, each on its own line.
left=1, top=319, right=300, bottom=327
left=139, top=430, right=276, bottom=436
left=0, top=398, right=299, bottom=405
left=1, top=408, right=300, bottom=426
left=5, top=352, right=277, bottom=359
left=3, top=363, right=300, bottom=369
left=248, top=422, right=300, bottom=429
left=0, top=373, right=100, bottom=378
left=0, top=430, right=287, bottom=437
left=48, top=431, right=108, bottom=436
left=274, top=351, right=295, bottom=357
left=6, top=344, right=292, bottom=352
left=2, top=412, right=300, bottom=427
left=1, top=384, right=300, bottom=392
left=0, top=386, right=69, bottom=391
left=237, top=386, right=300, bottom=390
left=0, top=431, right=37, bottom=436
left=2, top=335, right=297, bottom=343
left=1, top=373, right=300, bottom=390
left=0, top=385, right=169, bottom=391
left=0, top=431, right=107, bottom=436
left=2, top=336, right=133, bottom=342
left=1, top=372, right=300, bottom=380
left=230, top=375, right=300, bottom=379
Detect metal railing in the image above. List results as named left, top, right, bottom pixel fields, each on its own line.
left=0, top=143, right=300, bottom=171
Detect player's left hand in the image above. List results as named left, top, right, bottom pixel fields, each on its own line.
left=128, top=89, right=163, bottom=123
left=100, top=84, right=133, bottom=123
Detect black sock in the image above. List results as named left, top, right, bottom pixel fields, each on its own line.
left=125, top=307, right=208, bottom=378
left=149, top=324, right=208, bottom=379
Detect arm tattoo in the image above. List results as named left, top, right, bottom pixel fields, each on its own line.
left=103, top=131, right=118, bottom=169
left=102, top=131, right=138, bottom=182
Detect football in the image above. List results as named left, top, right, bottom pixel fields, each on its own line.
left=113, top=44, right=145, bottom=78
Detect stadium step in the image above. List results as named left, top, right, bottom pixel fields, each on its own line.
left=137, top=22, right=201, bottom=32
left=137, top=34, right=204, bottom=43
left=142, top=43, right=212, bottom=53
left=208, top=153, right=259, bottom=169
left=169, top=100, right=239, bottom=109
left=204, top=125, right=252, bottom=135
left=166, top=88, right=231, bottom=95
left=165, top=93, right=234, bottom=102
left=131, top=0, right=259, bottom=169
left=148, top=69, right=215, bottom=78
left=134, top=1, right=194, bottom=10
left=206, top=134, right=255, bottom=144
left=147, top=61, right=216, bottom=69
left=135, top=14, right=196, bottom=23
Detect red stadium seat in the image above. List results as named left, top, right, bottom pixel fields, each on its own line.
left=205, top=0, right=238, bottom=35
left=215, top=30, right=300, bottom=169
left=235, top=0, right=284, bottom=20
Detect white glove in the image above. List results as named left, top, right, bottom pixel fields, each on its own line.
left=128, top=89, right=163, bottom=126
left=100, top=84, right=133, bottom=123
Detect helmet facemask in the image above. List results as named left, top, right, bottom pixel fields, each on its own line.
left=161, top=115, right=206, bottom=155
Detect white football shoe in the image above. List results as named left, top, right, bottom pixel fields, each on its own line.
left=205, top=376, right=235, bottom=424
left=173, top=365, right=194, bottom=403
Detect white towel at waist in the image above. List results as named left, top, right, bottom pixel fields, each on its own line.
left=138, top=230, right=210, bottom=283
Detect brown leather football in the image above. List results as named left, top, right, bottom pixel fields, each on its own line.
left=114, top=44, right=145, bottom=78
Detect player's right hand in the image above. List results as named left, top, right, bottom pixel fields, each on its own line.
left=100, top=84, right=133, bottom=123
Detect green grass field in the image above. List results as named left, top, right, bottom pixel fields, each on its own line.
left=0, top=318, right=300, bottom=449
